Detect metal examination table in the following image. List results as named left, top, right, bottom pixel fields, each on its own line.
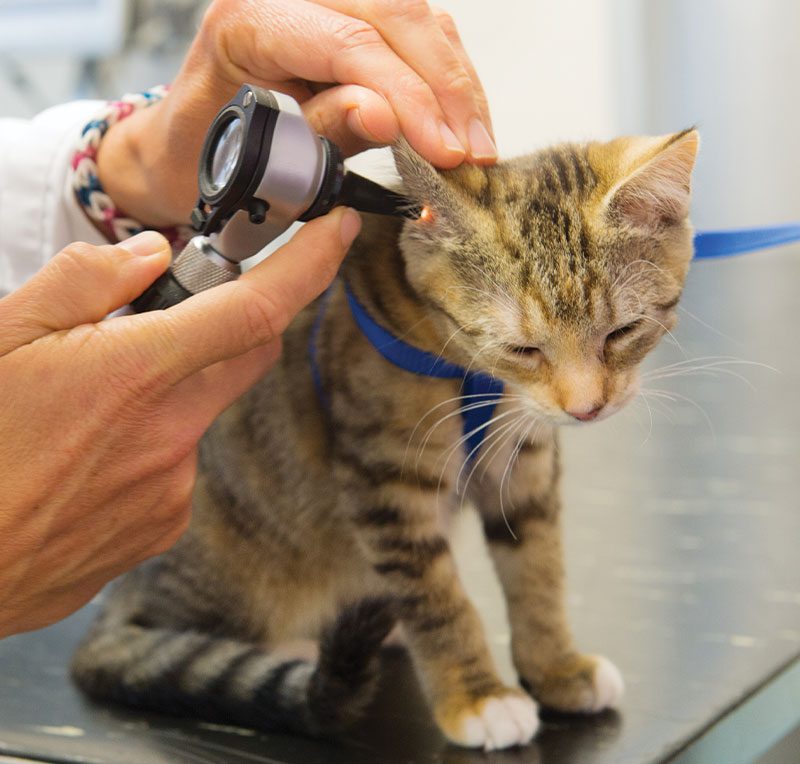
left=1, top=249, right=798, bottom=763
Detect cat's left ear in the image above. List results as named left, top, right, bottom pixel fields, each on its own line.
left=603, top=129, right=700, bottom=231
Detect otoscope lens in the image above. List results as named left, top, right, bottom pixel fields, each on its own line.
left=209, top=117, right=244, bottom=192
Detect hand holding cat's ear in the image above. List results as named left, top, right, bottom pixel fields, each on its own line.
left=97, top=0, right=496, bottom=228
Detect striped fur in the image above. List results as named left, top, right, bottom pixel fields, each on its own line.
left=72, top=131, right=697, bottom=749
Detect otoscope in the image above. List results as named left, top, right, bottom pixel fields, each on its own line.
left=131, top=84, right=417, bottom=312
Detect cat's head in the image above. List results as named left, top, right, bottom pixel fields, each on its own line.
left=393, top=130, right=699, bottom=425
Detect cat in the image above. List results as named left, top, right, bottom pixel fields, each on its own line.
left=71, top=129, right=699, bottom=751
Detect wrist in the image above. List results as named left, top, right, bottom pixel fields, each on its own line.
left=97, top=101, right=191, bottom=229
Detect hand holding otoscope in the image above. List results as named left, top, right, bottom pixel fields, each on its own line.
left=131, top=85, right=418, bottom=313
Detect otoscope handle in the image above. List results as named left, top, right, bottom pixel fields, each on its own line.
left=131, top=270, right=193, bottom=312
left=130, top=236, right=240, bottom=312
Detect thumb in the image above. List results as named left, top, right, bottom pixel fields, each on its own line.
left=0, top=231, right=171, bottom=355
left=130, top=206, right=361, bottom=384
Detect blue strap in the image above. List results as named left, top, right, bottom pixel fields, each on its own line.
left=309, top=284, right=504, bottom=460
left=694, top=223, right=800, bottom=259
left=342, top=283, right=505, bottom=461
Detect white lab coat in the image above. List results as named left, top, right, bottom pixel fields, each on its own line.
left=0, top=101, right=107, bottom=298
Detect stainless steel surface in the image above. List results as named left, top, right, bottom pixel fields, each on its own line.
left=0, top=246, right=798, bottom=763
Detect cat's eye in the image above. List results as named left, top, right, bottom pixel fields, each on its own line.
left=507, top=345, right=542, bottom=358
left=605, top=319, right=643, bottom=343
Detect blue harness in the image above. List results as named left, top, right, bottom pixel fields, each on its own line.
left=310, top=222, right=800, bottom=461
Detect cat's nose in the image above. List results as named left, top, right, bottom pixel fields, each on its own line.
left=566, top=404, right=603, bottom=422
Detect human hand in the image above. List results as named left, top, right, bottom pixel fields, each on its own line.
left=0, top=207, right=360, bottom=637
left=98, top=0, right=495, bottom=228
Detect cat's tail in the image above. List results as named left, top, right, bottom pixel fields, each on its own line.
left=70, top=598, right=396, bottom=736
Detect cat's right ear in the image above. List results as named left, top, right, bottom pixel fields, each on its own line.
left=391, top=139, right=448, bottom=207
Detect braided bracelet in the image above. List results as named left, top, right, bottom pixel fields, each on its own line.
left=71, top=85, right=192, bottom=248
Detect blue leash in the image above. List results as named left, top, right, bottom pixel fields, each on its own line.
left=693, top=222, right=800, bottom=259
left=311, top=222, right=800, bottom=461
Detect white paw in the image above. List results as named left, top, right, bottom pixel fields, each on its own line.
left=452, top=693, right=539, bottom=751
left=586, top=655, right=624, bottom=712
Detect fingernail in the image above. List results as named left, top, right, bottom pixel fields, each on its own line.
left=347, top=107, right=377, bottom=143
left=467, top=118, right=498, bottom=161
left=340, top=208, right=362, bottom=247
left=438, top=121, right=466, bottom=156
left=119, top=230, right=168, bottom=257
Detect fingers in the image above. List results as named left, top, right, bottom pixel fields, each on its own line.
left=211, top=0, right=493, bottom=167
left=301, top=84, right=400, bottom=157
left=0, top=231, right=171, bottom=356
left=431, top=5, right=494, bottom=135
left=129, top=207, right=361, bottom=384
left=314, top=0, right=496, bottom=162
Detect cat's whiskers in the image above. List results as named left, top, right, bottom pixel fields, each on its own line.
left=493, top=413, right=537, bottom=498
left=434, top=319, right=480, bottom=361
left=456, top=409, right=530, bottom=498
left=633, top=390, right=656, bottom=445
left=495, top=417, right=544, bottom=542
left=643, top=356, right=778, bottom=391
left=640, top=386, right=717, bottom=443
left=640, top=393, right=676, bottom=424
left=412, top=394, right=527, bottom=471
left=405, top=392, right=511, bottom=471
left=459, top=337, right=502, bottom=380
left=433, top=406, right=526, bottom=502
left=677, top=304, right=739, bottom=345
left=625, top=312, right=687, bottom=357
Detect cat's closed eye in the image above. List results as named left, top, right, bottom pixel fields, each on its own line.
left=605, top=319, right=643, bottom=344
left=506, top=345, right=542, bottom=359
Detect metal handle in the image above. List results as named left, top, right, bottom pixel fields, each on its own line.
left=130, top=236, right=240, bottom=312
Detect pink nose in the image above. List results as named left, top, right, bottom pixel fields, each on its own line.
left=567, top=405, right=603, bottom=422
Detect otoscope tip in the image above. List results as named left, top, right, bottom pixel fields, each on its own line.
left=338, top=172, right=420, bottom=219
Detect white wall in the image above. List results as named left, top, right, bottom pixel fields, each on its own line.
left=0, top=1, right=622, bottom=155
left=639, top=0, right=800, bottom=228
left=436, top=0, right=620, bottom=154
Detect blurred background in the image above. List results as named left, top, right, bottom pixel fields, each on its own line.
left=0, top=2, right=798, bottom=762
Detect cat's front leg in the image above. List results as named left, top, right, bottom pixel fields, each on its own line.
left=347, top=485, right=538, bottom=750
left=472, top=434, right=624, bottom=714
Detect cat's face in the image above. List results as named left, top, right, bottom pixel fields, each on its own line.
left=395, top=131, right=699, bottom=425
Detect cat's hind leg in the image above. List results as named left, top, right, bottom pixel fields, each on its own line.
left=71, top=598, right=396, bottom=736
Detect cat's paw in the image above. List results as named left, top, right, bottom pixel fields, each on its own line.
left=436, top=689, right=539, bottom=750
left=525, top=654, right=624, bottom=713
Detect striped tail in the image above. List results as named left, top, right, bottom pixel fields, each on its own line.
left=71, top=599, right=396, bottom=736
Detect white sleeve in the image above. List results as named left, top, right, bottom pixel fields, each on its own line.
left=0, top=100, right=108, bottom=297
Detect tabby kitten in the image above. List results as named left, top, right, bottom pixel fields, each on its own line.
left=72, top=129, right=699, bottom=750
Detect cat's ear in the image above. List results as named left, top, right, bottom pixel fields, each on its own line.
left=603, top=129, right=699, bottom=231
left=391, top=139, right=448, bottom=205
